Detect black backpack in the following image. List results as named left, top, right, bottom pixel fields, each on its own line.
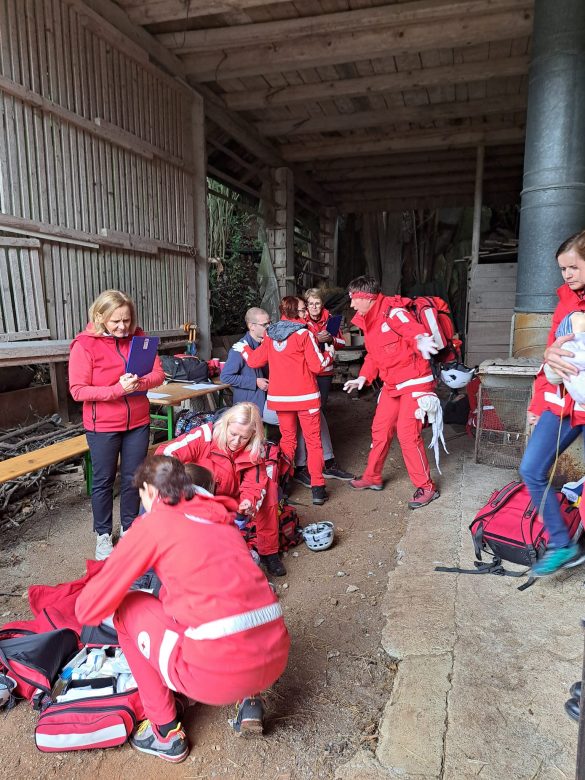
left=160, top=355, right=209, bottom=383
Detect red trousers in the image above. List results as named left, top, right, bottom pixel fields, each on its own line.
left=253, top=499, right=279, bottom=555
left=362, top=390, right=433, bottom=490
left=277, top=409, right=324, bottom=486
left=115, top=592, right=288, bottom=726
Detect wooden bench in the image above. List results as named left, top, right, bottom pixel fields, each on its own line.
left=0, top=435, right=162, bottom=498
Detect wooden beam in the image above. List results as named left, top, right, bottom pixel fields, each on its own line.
left=224, top=56, right=530, bottom=112
left=158, top=0, right=532, bottom=53
left=325, top=171, right=522, bottom=194
left=281, top=126, right=526, bottom=162
left=314, top=154, right=523, bottom=182
left=181, top=9, right=533, bottom=82
left=329, top=178, right=521, bottom=201
left=256, top=95, right=527, bottom=138
left=303, top=144, right=524, bottom=172
left=338, top=192, right=519, bottom=213
left=120, top=0, right=297, bottom=25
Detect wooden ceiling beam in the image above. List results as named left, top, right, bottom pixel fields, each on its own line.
left=325, top=171, right=522, bottom=194
left=181, top=9, right=533, bottom=82
left=338, top=192, right=518, bottom=213
left=224, top=56, right=529, bottom=112
left=303, top=144, right=524, bottom=172
left=119, top=0, right=296, bottom=26
left=158, top=0, right=532, bottom=53
left=281, top=126, right=526, bottom=162
left=314, top=154, right=523, bottom=182
left=256, top=94, right=527, bottom=138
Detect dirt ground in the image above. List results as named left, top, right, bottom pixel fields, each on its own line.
left=0, top=388, right=421, bottom=780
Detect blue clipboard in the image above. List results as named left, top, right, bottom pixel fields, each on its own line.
left=126, top=336, right=160, bottom=377
left=325, top=314, right=342, bottom=336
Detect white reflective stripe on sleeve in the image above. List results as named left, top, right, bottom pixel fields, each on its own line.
left=308, top=407, right=319, bottom=414
left=184, top=513, right=214, bottom=525
left=423, top=308, right=445, bottom=349
left=307, top=330, right=330, bottom=367
left=158, top=629, right=179, bottom=692
left=388, top=308, right=409, bottom=323
left=576, top=403, right=585, bottom=412
left=185, top=602, right=283, bottom=641
left=36, top=724, right=127, bottom=749
left=395, top=374, right=434, bottom=390
left=267, top=391, right=321, bottom=403
left=544, top=392, right=565, bottom=407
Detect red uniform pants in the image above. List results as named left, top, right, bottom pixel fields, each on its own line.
left=362, top=390, right=433, bottom=490
left=114, top=591, right=288, bottom=726
left=277, top=409, right=324, bottom=486
left=253, top=499, right=279, bottom=555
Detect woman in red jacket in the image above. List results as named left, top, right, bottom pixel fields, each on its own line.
left=69, top=290, right=165, bottom=560
left=519, top=231, right=585, bottom=576
left=157, top=402, right=286, bottom=576
left=233, top=296, right=334, bottom=506
left=75, top=455, right=290, bottom=763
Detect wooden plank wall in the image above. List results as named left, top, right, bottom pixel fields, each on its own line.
left=0, top=237, right=50, bottom=340
left=466, top=262, right=517, bottom=367
left=0, top=0, right=200, bottom=340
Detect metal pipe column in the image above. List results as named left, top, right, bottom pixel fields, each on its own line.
left=515, top=0, right=585, bottom=314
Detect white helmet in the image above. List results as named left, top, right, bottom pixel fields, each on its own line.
left=302, top=521, right=335, bottom=551
left=0, top=674, right=16, bottom=709
left=440, top=362, right=476, bottom=390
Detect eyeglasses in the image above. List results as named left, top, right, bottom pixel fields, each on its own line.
left=298, top=307, right=307, bottom=315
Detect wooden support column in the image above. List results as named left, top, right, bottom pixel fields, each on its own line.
left=266, top=167, right=295, bottom=298
left=470, top=144, right=485, bottom=268
left=49, top=364, right=70, bottom=424
left=319, top=207, right=338, bottom=285
left=190, top=93, right=211, bottom=359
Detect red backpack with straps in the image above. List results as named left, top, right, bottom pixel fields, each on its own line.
left=404, top=296, right=460, bottom=363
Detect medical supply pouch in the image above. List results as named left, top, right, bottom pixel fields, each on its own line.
left=0, top=628, right=79, bottom=701
left=35, top=685, right=144, bottom=752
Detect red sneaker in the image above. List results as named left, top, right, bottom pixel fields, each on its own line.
left=349, top=477, right=383, bottom=491
left=408, top=487, right=440, bottom=509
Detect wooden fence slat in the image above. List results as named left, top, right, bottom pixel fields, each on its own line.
left=0, top=249, right=16, bottom=332
left=7, top=247, right=26, bottom=330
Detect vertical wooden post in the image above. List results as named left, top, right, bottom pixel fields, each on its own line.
left=266, top=167, right=295, bottom=298
left=471, top=144, right=485, bottom=269
left=319, top=207, right=338, bottom=285
left=466, top=144, right=485, bottom=351
left=49, top=362, right=70, bottom=423
left=190, top=93, right=211, bottom=358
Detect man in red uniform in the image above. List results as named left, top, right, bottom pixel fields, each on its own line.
left=344, top=276, right=441, bottom=509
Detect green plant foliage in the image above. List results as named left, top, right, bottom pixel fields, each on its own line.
left=207, top=180, right=262, bottom=335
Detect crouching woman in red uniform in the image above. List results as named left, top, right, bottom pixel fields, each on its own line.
left=75, top=455, right=290, bottom=763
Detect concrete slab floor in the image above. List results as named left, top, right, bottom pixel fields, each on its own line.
left=337, top=434, right=583, bottom=780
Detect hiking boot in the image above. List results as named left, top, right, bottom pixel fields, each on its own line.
left=95, top=533, right=113, bottom=560
left=259, top=553, right=286, bottom=577
left=229, top=696, right=265, bottom=737
left=293, top=467, right=311, bottom=489
left=312, top=485, right=329, bottom=505
left=323, top=459, right=355, bottom=481
left=130, top=720, right=189, bottom=763
left=408, top=487, right=440, bottom=509
left=349, top=477, right=383, bottom=491
left=531, top=544, right=585, bottom=577
left=565, top=697, right=580, bottom=722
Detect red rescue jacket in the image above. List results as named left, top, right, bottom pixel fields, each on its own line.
left=156, top=423, right=268, bottom=511
left=75, top=494, right=289, bottom=676
left=69, top=324, right=165, bottom=432
left=242, top=318, right=333, bottom=411
left=304, top=307, right=345, bottom=376
left=528, top=285, right=585, bottom=419
left=352, top=294, right=434, bottom=396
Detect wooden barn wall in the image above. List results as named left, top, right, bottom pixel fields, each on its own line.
left=0, top=0, right=201, bottom=340
left=466, top=262, right=517, bottom=366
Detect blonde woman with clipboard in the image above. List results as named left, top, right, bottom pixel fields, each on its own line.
left=69, top=290, right=165, bottom=560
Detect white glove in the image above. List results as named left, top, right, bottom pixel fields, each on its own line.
left=415, top=333, right=439, bottom=360
left=343, top=376, right=366, bottom=393
left=231, top=341, right=245, bottom=354
left=324, top=343, right=335, bottom=357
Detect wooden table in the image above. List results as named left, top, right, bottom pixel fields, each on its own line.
left=148, top=381, right=230, bottom=439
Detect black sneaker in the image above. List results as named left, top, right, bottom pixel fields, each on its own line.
left=130, top=720, right=189, bottom=762
left=312, top=485, right=329, bottom=505
left=259, top=553, right=286, bottom=577
left=293, top=467, right=311, bottom=488
left=229, top=696, right=265, bottom=737
left=323, top=459, right=355, bottom=481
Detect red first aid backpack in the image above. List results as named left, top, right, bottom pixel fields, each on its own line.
left=404, top=296, right=460, bottom=363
